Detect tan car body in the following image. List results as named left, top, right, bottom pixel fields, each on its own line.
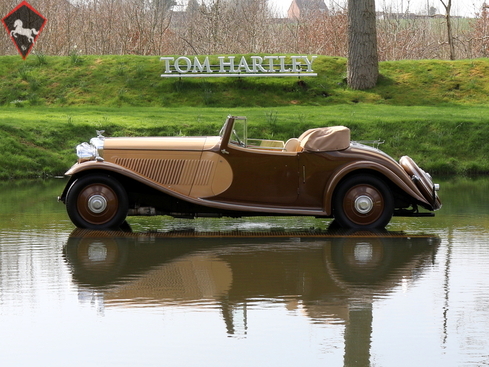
left=60, top=116, right=441, bottom=229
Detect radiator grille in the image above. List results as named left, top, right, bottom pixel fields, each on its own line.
left=115, top=158, right=215, bottom=186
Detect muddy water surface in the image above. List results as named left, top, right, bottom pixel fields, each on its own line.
left=0, top=178, right=488, bottom=367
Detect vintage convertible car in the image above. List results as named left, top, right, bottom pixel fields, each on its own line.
left=58, top=115, right=441, bottom=230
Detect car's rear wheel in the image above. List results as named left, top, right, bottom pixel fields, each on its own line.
left=333, top=175, right=394, bottom=229
left=66, top=174, right=129, bottom=230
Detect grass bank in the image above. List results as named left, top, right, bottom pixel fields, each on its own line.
left=2, top=55, right=489, bottom=107
left=2, top=54, right=489, bottom=178
left=1, top=105, right=488, bottom=179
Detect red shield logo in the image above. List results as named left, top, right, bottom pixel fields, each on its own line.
left=2, top=1, right=47, bottom=59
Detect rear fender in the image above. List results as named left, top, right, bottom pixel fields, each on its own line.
left=323, top=161, right=429, bottom=215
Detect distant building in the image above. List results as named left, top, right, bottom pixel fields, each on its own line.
left=287, top=0, right=328, bottom=19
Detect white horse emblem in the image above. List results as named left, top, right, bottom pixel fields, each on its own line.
left=10, top=19, right=39, bottom=43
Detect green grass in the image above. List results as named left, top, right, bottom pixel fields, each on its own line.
left=1, top=105, right=489, bottom=179
left=2, top=55, right=489, bottom=107
left=2, top=54, right=489, bottom=178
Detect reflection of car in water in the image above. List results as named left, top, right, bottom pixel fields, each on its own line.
left=58, top=115, right=441, bottom=230
left=64, top=229, right=439, bottom=364
left=64, top=229, right=439, bottom=321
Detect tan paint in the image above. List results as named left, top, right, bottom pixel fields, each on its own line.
left=300, top=126, right=350, bottom=152
left=97, top=136, right=227, bottom=197
left=65, top=161, right=194, bottom=200
left=101, top=149, right=233, bottom=198
left=104, top=136, right=221, bottom=151
left=104, top=254, right=233, bottom=304
left=67, top=148, right=233, bottom=201
left=105, top=150, right=202, bottom=196
left=190, top=152, right=233, bottom=198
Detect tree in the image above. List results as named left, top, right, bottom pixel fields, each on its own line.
left=347, top=0, right=379, bottom=90
left=439, top=0, right=455, bottom=60
left=473, top=3, right=489, bottom=57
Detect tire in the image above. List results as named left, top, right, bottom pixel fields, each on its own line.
left=66, top=174, right=129, bottom=230
left=64, top=230, right=129, bottom=285
left=333, top=175, right=394, bottom=229
left=329, top=235, right=392, bottom=284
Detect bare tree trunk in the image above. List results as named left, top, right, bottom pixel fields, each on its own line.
left=440, top=0, right=455, bottom=60
left=347, top=0, right=379, bottom=90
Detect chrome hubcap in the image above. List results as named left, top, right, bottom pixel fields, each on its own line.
left=87, top=194, right=107, bottom=214
left=354, top=195, right=374, bottom=214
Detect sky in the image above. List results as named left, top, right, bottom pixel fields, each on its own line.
left=268, top=0, right=485, bottom=17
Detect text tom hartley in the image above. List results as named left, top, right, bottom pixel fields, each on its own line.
left=160, top=55, right=317, bottom=77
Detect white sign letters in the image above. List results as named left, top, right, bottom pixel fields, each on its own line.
left=160, top=55, right=317, bottom=78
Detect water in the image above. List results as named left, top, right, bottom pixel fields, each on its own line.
left=0, top=177, right=488, bottom=367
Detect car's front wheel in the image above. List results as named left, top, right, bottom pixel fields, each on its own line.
left=66, top=174, right=129, bottom=230
left=333, top=175, right=394, bottom=229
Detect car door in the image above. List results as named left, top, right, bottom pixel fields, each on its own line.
left=210, top=121, right=300, bottom=206
left=213, top=145, right=300, bottom=206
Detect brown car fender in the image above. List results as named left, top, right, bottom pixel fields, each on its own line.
left=322, top=160, right=430, bottom=215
